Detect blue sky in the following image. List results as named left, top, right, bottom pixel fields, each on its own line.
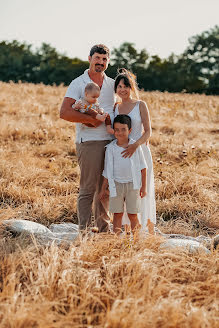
left=0, top=0, right=218, bottom=60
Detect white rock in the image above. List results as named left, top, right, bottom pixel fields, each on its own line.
left=36, top=232, right=79, bottom=245
left=49, top=223, right=79, bottom=233
left=157, top=232, right=212, bottom=250
left=213, top=235, right=219, bottom=249
left=2, top=219, right=53, bottom=235
left=50, top=232, right=79, bottom=241
left=160, top=238, right=210, bottom=254
left=2, top=219, right=79, bottom=245
left=165, top=234, right=198, bottom=241
left=195, top=235, right=212, bottom=249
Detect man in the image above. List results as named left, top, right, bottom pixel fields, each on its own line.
left=60, top=44, right=115, bottom=232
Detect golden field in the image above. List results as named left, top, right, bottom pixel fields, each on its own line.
left=0, top=82, right=218, bottom=327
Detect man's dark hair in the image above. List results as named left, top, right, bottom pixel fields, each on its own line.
left=113, top=114, right=132, bottom=130
left=90, top=44, right=110, bottom=57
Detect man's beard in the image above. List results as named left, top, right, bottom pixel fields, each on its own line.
left=95, top=64, right=104, bottom=72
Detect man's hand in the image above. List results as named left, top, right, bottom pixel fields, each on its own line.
left=83, top=118, right=103, bottom=128
left=140, top=186, right=147, bottom=198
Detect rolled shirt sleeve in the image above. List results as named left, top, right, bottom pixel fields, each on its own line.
left=65, top=78, right=83, bottom=101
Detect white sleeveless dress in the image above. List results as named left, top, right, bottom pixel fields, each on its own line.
left=114, top=102, right=156, bottom=229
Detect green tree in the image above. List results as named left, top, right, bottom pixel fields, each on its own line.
left=35, top=43, right=89, bottom=85
left=0, top=40, right=39, bottom=82
left=111, top=42, right=149, bottom=71
left=183, top=25, right=219, bottom=93
left=0, top=40, right=89, bottom=85
left=0, top=26, right=218, bottom=94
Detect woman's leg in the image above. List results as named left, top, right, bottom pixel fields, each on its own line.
left=147, top=219, right=155, bottom=235
left=113, top=213, right=123, bottom=235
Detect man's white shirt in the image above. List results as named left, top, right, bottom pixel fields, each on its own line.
left=65, top=69, right=116, bottom=143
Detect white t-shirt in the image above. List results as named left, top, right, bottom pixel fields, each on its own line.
left=102, top=139, right=147, bottom=196
left=65, top=69, right=116, bottom=143
left=113, top=144, right=133, bottom=183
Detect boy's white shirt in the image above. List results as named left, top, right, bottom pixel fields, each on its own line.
left=102, top=138, right=148, bottom=197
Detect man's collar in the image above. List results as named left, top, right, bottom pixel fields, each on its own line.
left=82, top=69, right=107, bottom=84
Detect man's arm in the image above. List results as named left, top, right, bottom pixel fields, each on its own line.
left=60, top=97, right=102, bottom=127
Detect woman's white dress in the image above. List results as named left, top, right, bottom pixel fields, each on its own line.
left=114, top=102, right=156, bottom=229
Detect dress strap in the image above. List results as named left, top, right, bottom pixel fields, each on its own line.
left=113, top=102, right=120, bottom=112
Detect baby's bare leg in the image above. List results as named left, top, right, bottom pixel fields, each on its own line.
left=86, top=107, right=100, bottom=119
left=105, top=114, right=114, bottom=134
left=86, top=107, right=107, bottom=121
left=105, top=114, right=111, bottom=126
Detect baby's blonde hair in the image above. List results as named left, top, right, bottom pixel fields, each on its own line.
left=85, top=82, right=100, bottom=94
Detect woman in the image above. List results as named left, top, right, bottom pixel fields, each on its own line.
left=114, top=69, right=156, bottom=233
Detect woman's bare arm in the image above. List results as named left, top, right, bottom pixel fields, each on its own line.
left=135, top=100, right=152, bottom=146
left=122, top=101, right=152, bottom=158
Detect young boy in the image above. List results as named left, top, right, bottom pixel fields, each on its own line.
left=72, top=82, right=114, bottom=134
left=99, top=114, right=147, bottom=235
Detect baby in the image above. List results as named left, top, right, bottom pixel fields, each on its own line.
left=72, top=82, right=114, bottom=134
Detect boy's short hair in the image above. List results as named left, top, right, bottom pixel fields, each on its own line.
left=90, top=44, right=110, bottom=57
left=85, top=82, right=100, bottom=94
left=113, top=114, right=132, bottom=130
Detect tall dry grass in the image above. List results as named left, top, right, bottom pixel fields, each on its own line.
left=0, top=82, right=218, bottom=327
left=0, top=235, right=218, bottom=327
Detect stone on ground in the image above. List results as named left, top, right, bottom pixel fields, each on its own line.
left=2, top=219, right=53, bottom=235
left=160, top=238, right=210, bottom=254
left=1, top=219, right=79, bottom=245
left=49, top=223, right=78, bottom=233
left=213, top=234, right=219, bottom=249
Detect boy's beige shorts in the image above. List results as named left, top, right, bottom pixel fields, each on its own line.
left=109, top=181, right=141, bottom=214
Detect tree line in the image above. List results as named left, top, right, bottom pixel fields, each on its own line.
left=0, top=26, right=218, bottom=94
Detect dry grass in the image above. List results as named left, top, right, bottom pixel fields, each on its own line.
left=0, top=82, right=218, bottom=327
